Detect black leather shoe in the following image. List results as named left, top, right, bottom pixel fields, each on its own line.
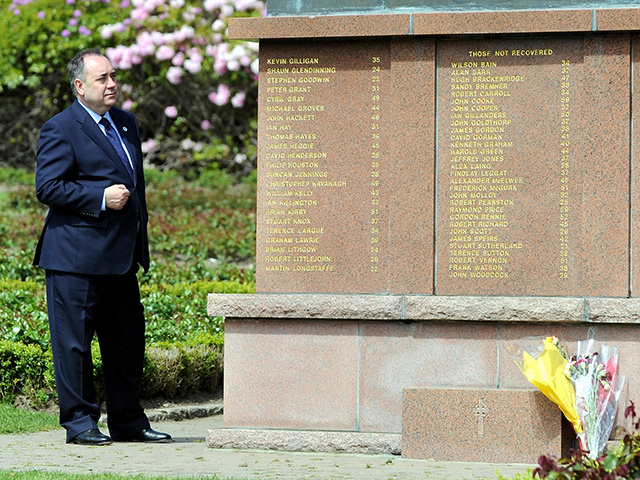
left=71, top=428, right=112, bottom=446
left=129, top=428, right=172, bottom=443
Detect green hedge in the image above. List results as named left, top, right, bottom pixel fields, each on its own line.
left=0, top=340, right=55, bottom=407
left=0, top=334, right=223, bottom=408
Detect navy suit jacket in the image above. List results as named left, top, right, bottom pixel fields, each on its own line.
left=34, top=100, right=150, bottom=275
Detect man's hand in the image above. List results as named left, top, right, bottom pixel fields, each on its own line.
left=105, top=184, right=130, bottom=210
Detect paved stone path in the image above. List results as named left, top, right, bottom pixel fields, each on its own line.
left=0, top=408, right=534, bottom=479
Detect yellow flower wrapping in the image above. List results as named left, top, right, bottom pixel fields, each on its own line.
left=521, top=337, right=582, bottom=433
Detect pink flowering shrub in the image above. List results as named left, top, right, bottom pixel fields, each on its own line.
left=0, top=0, right=264, bottom=174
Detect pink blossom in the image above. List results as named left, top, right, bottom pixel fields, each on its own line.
left=78, top=26, right=91, bottom=36
left=212, top=19, right=225, bottom=32
left=122, top=99, right=134, bottom=110
left=141, top=139, right=156, bottom=153
left=213, top=58, right=227, bottom=76
left=68, top=18, right=78, bottom=26
left=166, top=66, right=183, bottom=84
left=174, top=25, right=195, bottom=42
left=12, top=8, right=20, bottom=14
left=171, top=52, right=184, bottom=67
left=106, top=46, right=124, bottom=66
left=164, top=106, right=178, bottom=118
left=250, top=58, right=259, bottom=75
left=220, top=4, right=234, bottom=18
left=120, top=0, right=130, bottom=6
left=203, top=0, right=226, bottom=11
left=200, top=120, right=211, bottom=131
left=214, top=84, right=231, bottom=106
left=170, top=0, right=184, bottom=7
left=37, top=11, right=45, bottom=18
left=61, top=29, right=71, bottom=37
left=100, top=25, right=114, bottom=39
left=65, top=0, right=74, bottom=3
left=73, top=9, right=82, bottom=17
left=231, top=92, right=245, bottom=108
left=180, top=138, right=195, bottom=150
left=182, top=10, right=196, bottom=22
left=183, top=59, right=201, bottom=74
left=188, top=49, right=203, bottom=63
left=135, top=33, right=156, bottom=56
left=130, top=7, right=149, bottom=21
left=156, top=45, right=175, bottom=61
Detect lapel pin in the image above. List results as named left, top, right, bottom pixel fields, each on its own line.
left=123, top=126, right=128, bottom=132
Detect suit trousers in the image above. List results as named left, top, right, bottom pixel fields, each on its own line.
left=45, top=266, right=150, bottom=442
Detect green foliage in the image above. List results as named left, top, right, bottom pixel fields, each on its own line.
left=0, top=340, right=55, bottom=406
left=141, top=334, right=223, bottom=398
left=145, top=167, right=256, bottom=267
left=0, top=167, right=34, bottom=185
left=0, top=0, right=118, bottom=91
left=0, top=280, right=49, bottom=348
left=0, top=167, right=255, bottom=404
left=143, top=280, right=253, bottom=343
left=533, top=402, right=640, bottom=479
left=0, top=0, right=123, bottom=168
left=1, top=167, right=255, bottom=345
left=0, top=0, right=262, bottom=174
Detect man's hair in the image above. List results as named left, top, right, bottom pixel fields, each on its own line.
left=66, top=48, right=106, bottom=97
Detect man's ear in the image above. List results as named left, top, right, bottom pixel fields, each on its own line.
left=74, top=78, right=84, bottom=96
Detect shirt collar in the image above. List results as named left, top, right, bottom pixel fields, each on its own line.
left=76, top=99, right=113, bottom=126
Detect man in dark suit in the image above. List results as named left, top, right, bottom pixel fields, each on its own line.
left=34, top=48, right=171, bottom=446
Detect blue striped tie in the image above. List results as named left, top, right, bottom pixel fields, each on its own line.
left=100, top=117, right=134, bottom=179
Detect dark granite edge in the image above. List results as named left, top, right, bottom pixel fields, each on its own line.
left=228, top=8, right=640, bottom=40
left=207, top=293, right=640, bottom=324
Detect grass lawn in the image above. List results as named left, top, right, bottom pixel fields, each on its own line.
left=0, top=404, right=59, bottom=434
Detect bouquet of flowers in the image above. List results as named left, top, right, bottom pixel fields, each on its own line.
left=565, top=339, right=624, bottom=458
left=509, top=334, right=624, bottom=459
left=509, top=336, right=581, bottom=433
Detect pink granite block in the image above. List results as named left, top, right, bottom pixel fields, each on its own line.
left=223, top=319, right=359, bottom=430
left=256, top=39, right=436, bottom=294
left=359, top=322, right=498, bottom=433
left=386, top=38, right=436, bottom=294
left=436, top=35, right=630, bottom=296
left=208, top=292, right=404, bottom=319
left=228, top=14, right=410, bottom=40
left=578, top=35, right=630, bottom=296
left=633, top=34, right=640, bottom=297
left=402, top=388, right=573, bottom=463
left=596, top=8, right=640, bottom=31
left=413, top=10, right=593, bottom=36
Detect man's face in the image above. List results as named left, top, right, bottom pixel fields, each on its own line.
left=75, top=55, right=118, bottom=115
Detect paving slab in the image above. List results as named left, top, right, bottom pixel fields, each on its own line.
left=0, top=411, right=534, bottom=479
